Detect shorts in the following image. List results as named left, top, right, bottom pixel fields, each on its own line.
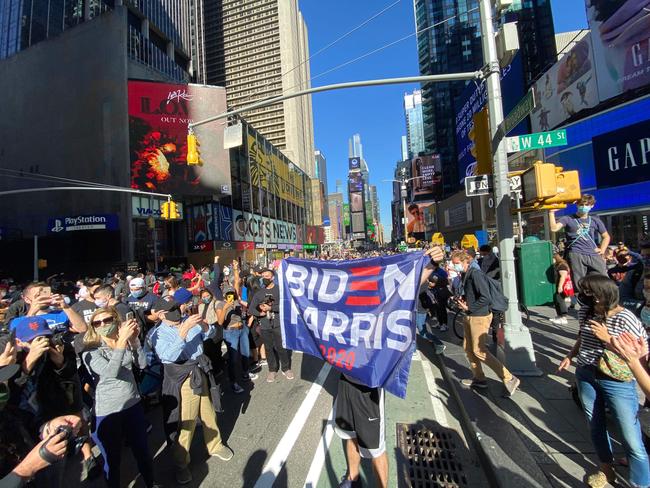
left=249, top=321, right=263, bottom=348
left=333, top=374, right=385, bottom=458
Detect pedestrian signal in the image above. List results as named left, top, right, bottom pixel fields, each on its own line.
left=187, top=133, right=201, bottom=166
left=521, top=161, right=581, bottom=208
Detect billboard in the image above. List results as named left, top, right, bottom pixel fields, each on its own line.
left=232, top=210, right=297, bottom=244
left=48, top=214, right=118, bottom=234
left=411, top=154, right=442, bottom=201
left=405, top=203, right=431, bottom=241
left=343, top=204, right=350, bottom=226
left=348, top=173, right=364, bottom=193
left=349, top=157, right=361, bottom=170
left=128, top=81, right=230, bottom=195
left=587, top=0, right=650, bottom=102
left=530, top=33, right=599, bottom=132
left=350, top=192, right=363, bottom=212
left=351, top=212, right=365, bottom=234
left=456, top=55, right=527, bottom=183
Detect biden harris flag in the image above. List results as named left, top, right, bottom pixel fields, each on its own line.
left=279, top=252, right=428, bottom=398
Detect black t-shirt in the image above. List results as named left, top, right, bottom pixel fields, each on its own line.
left=72, top=300, right=97, bottom=325
left=249, top=285, right=280, bottom=330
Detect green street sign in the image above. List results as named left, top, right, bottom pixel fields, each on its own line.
left=503, top=90, right=535, bottom=134
left=303, top=244, right=318, bottom=251
left=505, top=129, right=567, bottom=153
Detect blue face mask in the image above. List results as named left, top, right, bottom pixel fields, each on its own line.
left=453, top=263, right=464, bottom=273
left=641, top=307, right=650, bottom=327
left=131, top=289, right=145, bottom=299
left=577, top=205, right=592, bottom=215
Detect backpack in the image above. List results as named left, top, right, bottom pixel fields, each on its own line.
left=484, top=273, right=508, bottom=313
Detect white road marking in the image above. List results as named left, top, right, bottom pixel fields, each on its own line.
left=254, top=363, right=332, bottom=488
left=303, top=407, right=335, bottom=488
left=418, top=350, right=449, bottom=427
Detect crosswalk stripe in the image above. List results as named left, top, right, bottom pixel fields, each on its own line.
left=419, top=351, right=449, bottom=428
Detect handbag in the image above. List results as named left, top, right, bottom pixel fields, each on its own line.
left=597, top=349, right=634, bottom=382
left=562, top=274, right=575, bottom=297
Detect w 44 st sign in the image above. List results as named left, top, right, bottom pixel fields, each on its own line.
left=506, top=129, right=567, bottom=153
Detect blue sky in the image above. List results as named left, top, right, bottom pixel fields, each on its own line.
left=299, top=0, right=588, bottom=241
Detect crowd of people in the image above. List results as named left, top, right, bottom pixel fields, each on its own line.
left=0, top=193, right=649, bottom=488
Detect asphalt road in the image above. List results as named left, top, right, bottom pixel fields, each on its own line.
left=63, top=337, right=488, bottom=487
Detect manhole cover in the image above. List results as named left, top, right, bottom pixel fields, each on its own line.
left=396, top=422, right=468, bottom=487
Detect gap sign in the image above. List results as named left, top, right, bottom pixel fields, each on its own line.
left=506, top=129, right=567, bottom=153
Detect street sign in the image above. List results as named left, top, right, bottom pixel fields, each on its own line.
left=465, top=174, right=521, bottom=196
left=506, top=129, right=567, bottom=153
left=465, top=175, right=491, bottom=196
left=503, top=89, right=535, bottom=134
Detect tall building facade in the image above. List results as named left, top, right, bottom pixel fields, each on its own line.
left=327, top=192, right=345, bottom=241
left=414, top=0, right=556, bottom=197
left=315, top=150, right=329, bottom=223
left=204, top=0, right=315, bottom=176
left=403, top=89, right=425, bottom=158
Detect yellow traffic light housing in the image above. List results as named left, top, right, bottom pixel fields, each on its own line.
left=161, top=201, right=171, bottom=219
left=469, top=108, right=492, bottom=175
left=521, top=161, right=581, bottom=208
left=187, top=132, right=201, bottom=166
left=169, top=201, right=181, bottom=219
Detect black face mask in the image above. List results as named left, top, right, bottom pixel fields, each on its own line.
left=262, top=278, right=273, bottom=287
left=578, top=293, right=594, bottom=308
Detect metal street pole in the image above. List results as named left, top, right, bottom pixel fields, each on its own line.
left=33, top=235, right=38, bottom=281
left=479, top=0, right=541, bottom=375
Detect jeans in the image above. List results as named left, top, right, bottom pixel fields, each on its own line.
left=567, top=252, right=607, bottom=292
left=576, top=365, right=650, bottom=487
left=261, top=326, right=291, bottom=373
left=223, top=327, right=250, bottom=382
left=553, top=292, right=568, bottom=317
left=416, top=312, right=444, bottom=348
left=92, top=402, right=154, bottom=488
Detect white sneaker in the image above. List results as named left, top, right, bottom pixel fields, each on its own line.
left=550, top=317, right=568, bottom=326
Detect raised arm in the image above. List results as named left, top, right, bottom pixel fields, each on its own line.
left=548, top=210, right=564, bottom=233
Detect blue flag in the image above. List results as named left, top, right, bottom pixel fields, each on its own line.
left=279, top=252, right=428, bottom=398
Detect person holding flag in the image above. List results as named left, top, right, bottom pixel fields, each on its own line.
left=279, top=246, right=445, bottom=488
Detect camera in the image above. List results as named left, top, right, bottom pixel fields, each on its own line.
left=54, top=424, right=87, bottom=457
left=262, top=294, right=275, bottom=305
left=50, top=331, right=66, bottom=348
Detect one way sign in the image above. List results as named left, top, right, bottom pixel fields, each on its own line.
left=465, top=174, right=521, bottom=197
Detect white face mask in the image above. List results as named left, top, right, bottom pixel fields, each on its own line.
left=453, top=263, right=465, bottom=273
left=644, top=290, right=650, bottom=302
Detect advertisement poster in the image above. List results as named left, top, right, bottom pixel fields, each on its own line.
left=350, top=192, right=364, bottom=212
left=531, top=34, right=599, bottom=132
left=348, top=173, right=364, bottom=193
left=410, top=154, right=442, bottom=201
left=349, top=157, right=361, bottom=170
left=455, top=55, right=527, bottom=183
left=128, top=81, right=230, bottom=195
left=232, top=210, right=297, bottom=245
left=587, top=0, right=650, bottom=102
left=405, top=203, right=431, bottom=241
left=343, top=204, right=350, bottom=227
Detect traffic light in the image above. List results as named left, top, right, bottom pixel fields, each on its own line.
left=469, top=108, right=492, bottom=175
left=521, top=161, right=581, bottom=207
left=187, top=132, right=201, bottom=166
left=161, top=201, right=171, bottom=219
left=169, top=200, right=181, bottom=219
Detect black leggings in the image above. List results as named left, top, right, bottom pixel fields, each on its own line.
left=554, top=292, right=568, bottom=317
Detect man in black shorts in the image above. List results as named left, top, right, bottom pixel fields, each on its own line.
left=334, top=246, right=445, bottom=487
left=334, top=374, right=387, bottom=487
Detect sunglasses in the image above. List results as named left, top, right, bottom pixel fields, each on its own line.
left=91, top=317, right=115, bottom=326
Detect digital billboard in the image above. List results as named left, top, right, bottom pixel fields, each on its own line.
left=411, top=154, right=442, bottom=201
left=349, top=157, right=361, bottom=170
left=128, top=81, right=230, bottom=195
left=405, top=203, right=431, bottom=242
left=587, top=0, right=650, bottom=102
left=350, top=192, right=363, bottom=212
left=349, top=173, right=364, bottom=193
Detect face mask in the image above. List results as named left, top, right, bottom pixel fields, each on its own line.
left=96, top=322, right=118, bottom=337
left=201, top=297, right=211, bottom=304
left=578, top=293, right=594, bottom=308
left=262, top=278, right=273, bottom=287
left=130, top=289, right=145, bottom=299
left=94, top=298, right=109, bottom=308
left=453, top=263, right=464, bottom=273
left=577, top=205, right=592, bottom=215
left=644, top=290, right=650, bottom=302
left=641, top=307, right=650, bottom=326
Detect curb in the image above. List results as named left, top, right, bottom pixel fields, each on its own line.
left=434, top=352, right=501, bottom=488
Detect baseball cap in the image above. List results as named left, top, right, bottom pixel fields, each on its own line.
left=173, top=288, right=193, bottom=305
left=223, top=286, right=236, bottom=296
left=10, top=316, right=53, bottom=343
left=129, top=277, right=145, bottom=289
left=157, top=299, right=183, bottom=323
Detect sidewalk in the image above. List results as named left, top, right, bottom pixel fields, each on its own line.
left=434, top=306, right=628, bottom=488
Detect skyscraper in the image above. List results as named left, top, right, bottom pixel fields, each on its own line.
left=403, top=89, right=426, bottom=158
left=315, top=150, right=329, bottom=223
left=400, top=135, right=409, bottom=161
left=204, top=0, right=315, bottom=176
left=414, top=0, right=556, bottom=197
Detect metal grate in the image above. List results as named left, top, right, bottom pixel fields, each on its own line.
left=397, top=423, right=468, bottom=488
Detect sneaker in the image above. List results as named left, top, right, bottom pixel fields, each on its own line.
left=586, top=470, right=616, bottom=488
left=250, top=363, right=262, bottom=373
left=550, top=316, right=568, bottom=325
left=231, top=382, right=245, bottom=394
left=175, top=467, right=192, bottom=485
left=434, top=343, right=447, bottom=355
left=282, top=369, right=295, bottom=380
left=439, top=324, right=449, bottom=332
left=460, top=378, right=488, bottom=389
left=259, top=359, right=268, bottom=367
left=337, top=476, right=361, bottom=488
left=504, top=376, right=521, bottom=396
left=266, top=372, right=277, bottom=383
left=211, top=444, right=234, bottom=461
left=245, top=372, right=259, bottom=381
left=80, top=456, right=101, bottom=482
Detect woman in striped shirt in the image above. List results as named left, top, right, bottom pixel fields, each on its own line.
left=559, top=274, right=649, bottom=488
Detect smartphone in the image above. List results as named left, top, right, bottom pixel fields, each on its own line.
left=126, top=311, right=135, bottom=321
left=8, top=328, right=16, bottom=346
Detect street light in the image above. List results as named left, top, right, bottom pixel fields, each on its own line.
left=383, top=170, right=422, bottom=245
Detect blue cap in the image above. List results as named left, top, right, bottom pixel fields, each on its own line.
left=11, top=316, right=53, bottom=343
left=173, top=288, right=193, bottom=305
